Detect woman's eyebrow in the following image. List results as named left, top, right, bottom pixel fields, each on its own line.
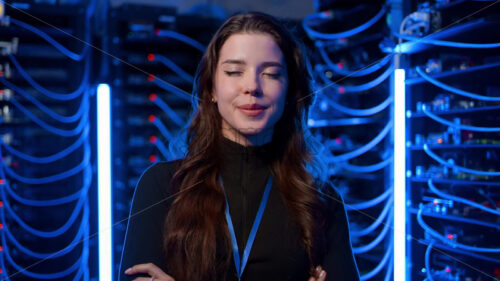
left=261, top=61, right=283, bottom=68
left=221, top=59, right=246, bottom=65
left=221, top=59, right=283, bottom=68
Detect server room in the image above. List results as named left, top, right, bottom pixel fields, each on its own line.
left=0, top=0, right=499, bottom=280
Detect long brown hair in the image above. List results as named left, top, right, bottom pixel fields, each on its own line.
left=164, top=11, right=329, bottom=281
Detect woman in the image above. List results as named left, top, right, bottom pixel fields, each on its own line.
left=119, top=11, right=359, bottom=281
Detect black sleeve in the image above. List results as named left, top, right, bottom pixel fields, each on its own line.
left=117, top=163, right=171, bottom=281
left=321, top=183, right=360, bottom=281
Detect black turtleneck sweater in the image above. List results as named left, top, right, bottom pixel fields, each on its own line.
left=118, top=137, right=359, bottom=281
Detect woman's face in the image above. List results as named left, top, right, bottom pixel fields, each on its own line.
left=212, top=32, right=288, bottom=146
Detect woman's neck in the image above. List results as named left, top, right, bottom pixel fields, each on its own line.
left=221, top=127, right=273, bottom=147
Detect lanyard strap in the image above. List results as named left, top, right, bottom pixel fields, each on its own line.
left=219, top=174, right=273, bottom=281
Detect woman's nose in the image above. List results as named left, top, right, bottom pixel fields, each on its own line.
left=243, top=72, right=261, bottom=95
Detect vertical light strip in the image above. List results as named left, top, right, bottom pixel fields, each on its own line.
left=394, top=69, right=406, bottom=281
left=97, top=83, right=112, bottom=281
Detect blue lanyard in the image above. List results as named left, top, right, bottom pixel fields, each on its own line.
left=219, top=174, right=273, bottom=281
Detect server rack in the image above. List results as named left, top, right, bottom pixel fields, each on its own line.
left=0, top=0, right=95, bottom=280
left=302, top=1, right=394, bottom=279
left=107, top=5, right=223, bottom=278
left=397, top=1, right=500, bottom=280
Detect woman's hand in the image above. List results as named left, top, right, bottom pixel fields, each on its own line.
left=124, top=263, right=175, bottom=281
left=308, top=265, right=327, bottom=281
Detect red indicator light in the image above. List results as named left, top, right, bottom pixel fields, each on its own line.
left=149, top=155, right=157, bottom=163
left=321, top=11, right=332, bottom=18
left=337, top=62, right=344, bottom=69
left=493, top=268, right=500, bottom=278
left=147, top=75, right=155, bottom=82
left=149, top=136, right=157, bottom=143
left=148, top=115, right=156, bottom=123
left=147, top=54, right=155, bottom=61
left=149, top=93, right=157, bottom=101
left=446, top=234, right=454, bottom=239
left=338, top=87, right=346, bottom=94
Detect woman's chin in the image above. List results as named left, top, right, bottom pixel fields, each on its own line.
left=240, top=128, right=260, bottom=135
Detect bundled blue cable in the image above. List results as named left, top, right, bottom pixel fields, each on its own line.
left=318, top=64, right=394, bottom=93
left=153, top=54, right=194, bottom=83
left=2, top=228, right=89, bottom=279
left=151, top=77, right=193, bottom=102
left=0, top=76, right=89, bottom=123
left=427, top=178, right=500, bottom=216
left=346, top=188, right=393, bottom=210
left=155, top=30, right=206, bottom=52
left=2, top=188, right=86, bottom=238
left=0, top=124, right=89, bottom=164
left=422, top=105, right=500, bottom=132
left=7, top=54, right=90, bottom=101
left=383, top=254, right=393, bottom=281
left=353, top=210, right=392, bottom=254
left=322, top=94, right=393, bottom=116
left=415, top=66, right=500, bottom=101
left=394, top=32, right=500, bottom=49
left=360, top=242, right=393, bottom=280
left=316, top=47, right=393, bottom=77
left=417, top=207, right=500, bottom=253
left=1, top=140, right=91, bottom=184
left=423, top=144, right=500, bottom=176
left=7, top=0, right=97, bottom=62
left=0, top=186, right=90, bottom=279
left=8, top=17, right=90, bottom=62
left=351, top=195, right=393, bottom=237
left=7, top=96, right=89, bottom=137
left=151, top=95, right=186, bottom=127
left=339, top=157, right=392, bottom=173
left=425, top=241, right=435, bottom=281
left=151, top=117, right=174, bottom=140
left=152, top=138, right=170, bottom=161
left=4, top=164, right=91, bottom=207
left=326, top=120, right=392, bottom=162
left=303, top=6, right=387, bottom=40
left=3, top=204, right=88, bottom=259
left=424, top=240, right=500, bottom=264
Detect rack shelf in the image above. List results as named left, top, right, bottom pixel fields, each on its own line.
left=393, top=19, right=500, bottom=54
left=409, top=105, right=500, bottom=118
left=409, top=208, right=500, bottom=230
left=409, top=144, right=500, bottom=150
left=406, top=61, right=500, bottom=85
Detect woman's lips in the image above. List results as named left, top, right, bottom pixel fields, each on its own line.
left=239, top=107, right=266, bottom=117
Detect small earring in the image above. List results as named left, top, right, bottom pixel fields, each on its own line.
left=211, top=97, right=216, bottom=103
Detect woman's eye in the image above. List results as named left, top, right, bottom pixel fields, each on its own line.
left=264, top=73, right=281, bottom=79
left=224, top=71, right=241, bottom=76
